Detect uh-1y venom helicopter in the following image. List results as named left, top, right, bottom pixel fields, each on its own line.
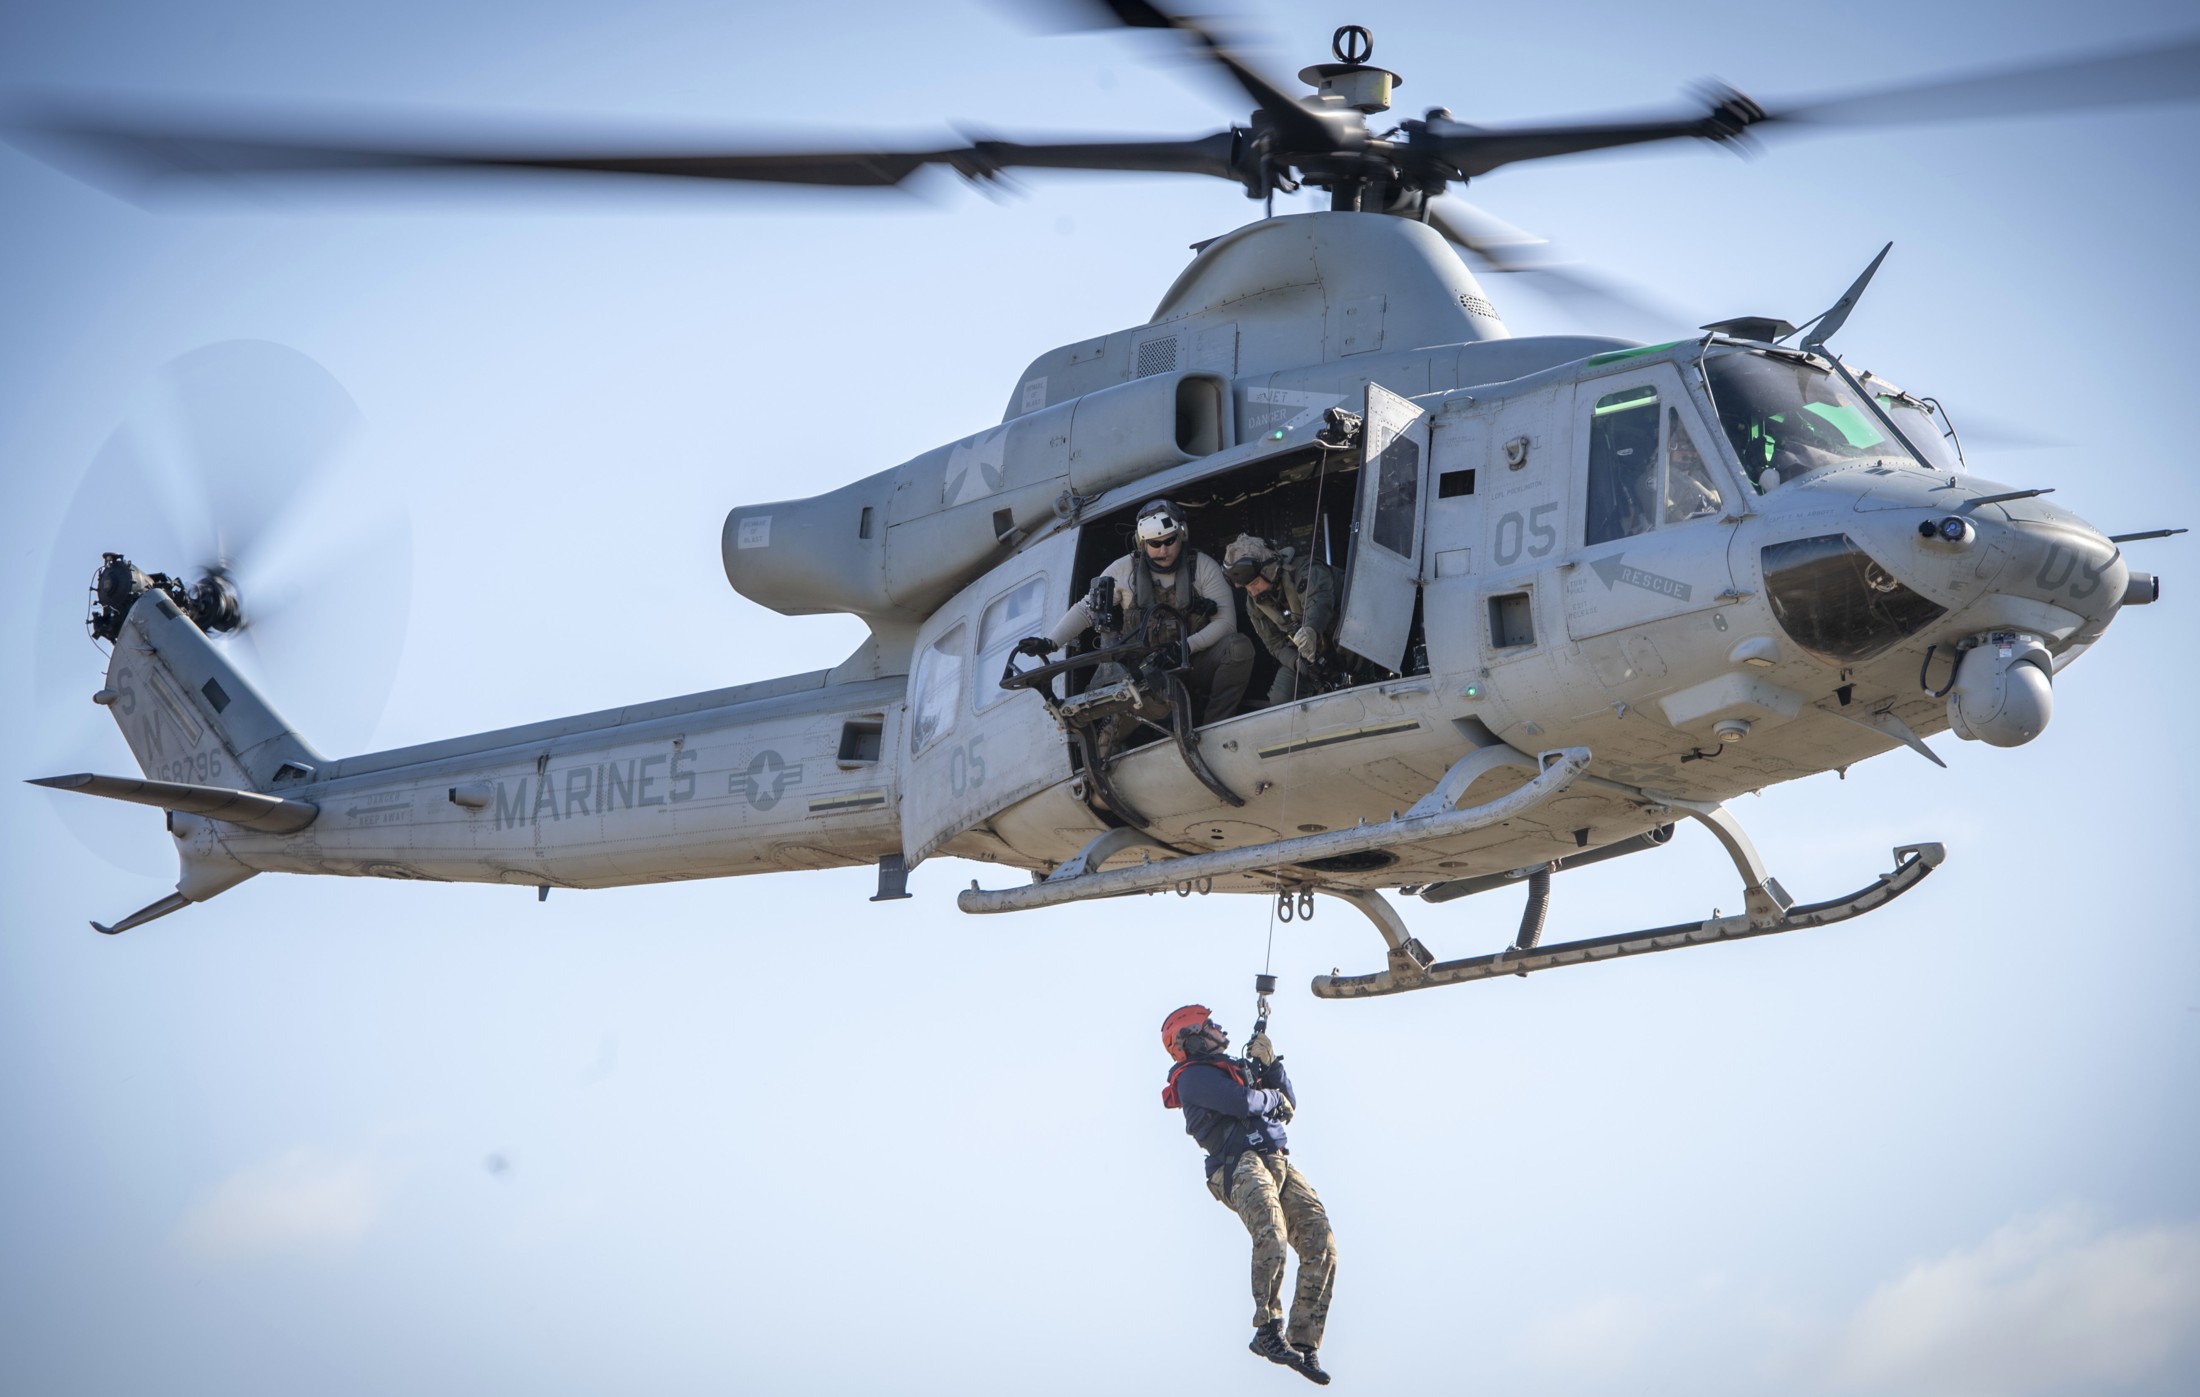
left=20, top=3, right=2193, bottom=995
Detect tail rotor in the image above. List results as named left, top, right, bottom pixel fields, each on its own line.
left=30, top=339, right=412, bottom=875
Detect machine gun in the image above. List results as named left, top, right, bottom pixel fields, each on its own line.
left=1002, top=600, right=1243, bottom=823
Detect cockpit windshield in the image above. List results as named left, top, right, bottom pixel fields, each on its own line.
left=1702, top=349, right=1917, bottom=491
left=1857, top=371, right=1964, bottom=474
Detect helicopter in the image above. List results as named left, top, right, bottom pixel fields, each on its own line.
left=16, top=2, right=2192, bottom=998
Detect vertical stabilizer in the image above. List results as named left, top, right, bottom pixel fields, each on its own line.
left=103, top=592, right=322, bottom=792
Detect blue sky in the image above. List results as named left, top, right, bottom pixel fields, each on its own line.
left=4, top=3, right=2196, bottom=1394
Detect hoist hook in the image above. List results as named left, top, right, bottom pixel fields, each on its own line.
left=1253, top=972, right=1278, bottom=1037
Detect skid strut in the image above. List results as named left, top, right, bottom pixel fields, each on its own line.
left=1312, top=842, right=1946, bottom=998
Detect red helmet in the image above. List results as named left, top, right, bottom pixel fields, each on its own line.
left=1161, top=1004, right=1223, bottom=1062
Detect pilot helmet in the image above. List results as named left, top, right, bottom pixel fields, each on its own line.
left=1135, top=498, right=1188, bottom=548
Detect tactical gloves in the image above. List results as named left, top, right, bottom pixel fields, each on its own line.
left=1291, top=626, right=1319, bottom=661
left=1014, top=636, right=1058, bottom=657
left=1246, top=1031, right=1278, bottom=1067
left=1265, top=1092, right=1295, bottom=1124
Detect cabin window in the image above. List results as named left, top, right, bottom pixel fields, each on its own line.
left=973, top=574, right=1050, bottom=712
left=909, top=622, right=967, bottom=754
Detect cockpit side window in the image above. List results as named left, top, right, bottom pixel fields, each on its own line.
left=1664, top=410, right=1724, bottom=524
left=1584, top=386, right=1725, bottom=543
left=1585, top=386, right=1661, bottom=546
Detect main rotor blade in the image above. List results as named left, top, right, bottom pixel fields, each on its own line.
left=1420, top=33, right=2200, bottom=180
left=1070, top=0, right=1347, bottom=152
left=960, top=130, right=1239, bottom=180
left=1421, top=199, right=1559, bottom=275
left=6, top=101, right=1244, bottom=199
left=1768, top=32, right=2200, bottom=126
left=1425, top=199, right=1685, bottom=334
left=1417, top=88, right=1765, bottom=179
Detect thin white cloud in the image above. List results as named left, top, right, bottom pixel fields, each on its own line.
left=1518, top=1292, right=1660, bottom=1382
left=176, top=1146, right=401, bottom=1260
left=1831, top=1207, right=2200, bottom=1397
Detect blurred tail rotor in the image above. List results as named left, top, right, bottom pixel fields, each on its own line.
left=31, top=340, right=411, bottom=874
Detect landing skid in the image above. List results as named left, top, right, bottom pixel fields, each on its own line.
left=1312, top=842, right=1946, bottom=998
left=957, top=728, right=1945, bottom=998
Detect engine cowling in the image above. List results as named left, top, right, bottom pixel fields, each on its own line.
left=722, top=371, right=1228, bottom=624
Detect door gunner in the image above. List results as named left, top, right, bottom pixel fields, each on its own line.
left=1025, top=498, right=1253, bottom=724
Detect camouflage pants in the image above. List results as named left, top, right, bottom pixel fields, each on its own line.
left=1212, top=1150, right=1337, bottom=1350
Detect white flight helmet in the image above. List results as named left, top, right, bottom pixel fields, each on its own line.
left=1135, top=498, right=1187, bottom=547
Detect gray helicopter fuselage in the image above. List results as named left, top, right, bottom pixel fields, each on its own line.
left=108, top=212, right=2145, bottom=907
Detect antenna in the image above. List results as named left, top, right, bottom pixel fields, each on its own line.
left=1800, top=243, right=1893, bottom=354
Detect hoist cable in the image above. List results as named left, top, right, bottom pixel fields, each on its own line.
left=1256, top=431, right=1342, bottom=985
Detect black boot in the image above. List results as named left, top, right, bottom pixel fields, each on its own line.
left=1248, top=1322, right=1296, bottom=1367
left=1288, top=1344, right=1332, bottom=1385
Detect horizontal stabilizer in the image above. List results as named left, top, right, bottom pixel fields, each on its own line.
left=29, top=772, right=319, bottom=834
left=92, top=892, right=193, bottom=936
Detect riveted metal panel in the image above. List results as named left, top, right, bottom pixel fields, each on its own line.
left=901, top=530, right=1079, bottom=864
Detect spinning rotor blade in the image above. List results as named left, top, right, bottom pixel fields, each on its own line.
left=1418, top=33, right=2200, bottom=180
left=1071, top=0, right=1350, bottom=152
left=31, top=343, right=409, bottom=872
left=1424, top=199, right=1686, bottom=334
left=1768, top=32, right=2200, bottom=127
left=1417, top=88, right=1766, bottom=180
left=1421, top=199, right=1566, bottom=275
left=8, top=100, right=1245, bottom=201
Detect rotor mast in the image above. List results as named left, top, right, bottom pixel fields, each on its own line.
left=1289, top=25, right=1413, bottom=215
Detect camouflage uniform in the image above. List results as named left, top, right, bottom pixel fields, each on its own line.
left=1242, top=551, right=1340, bottom=708
left=1215, top=1150, right=1338, bottom=1350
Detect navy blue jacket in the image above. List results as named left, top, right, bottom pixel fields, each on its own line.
left=1171, top=1056, right=1296, bottom=1181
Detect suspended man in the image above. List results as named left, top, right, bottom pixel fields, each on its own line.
left=1160, top=1004, right=1337, bottom=1385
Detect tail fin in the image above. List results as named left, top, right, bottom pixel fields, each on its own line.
left=102, top=591, right=321, bottom=792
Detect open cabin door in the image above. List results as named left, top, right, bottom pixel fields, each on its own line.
left=1336, top=382, right=1430, bottom=671
left=901, top=530, right=1078, bottom=865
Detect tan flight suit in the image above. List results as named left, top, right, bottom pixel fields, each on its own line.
left=1048, top=549, right=1253, bottom=723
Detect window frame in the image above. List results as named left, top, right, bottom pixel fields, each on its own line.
left=971, top=573, right=1051, bottom=715
left=907, top=620, right=969, bottom=756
